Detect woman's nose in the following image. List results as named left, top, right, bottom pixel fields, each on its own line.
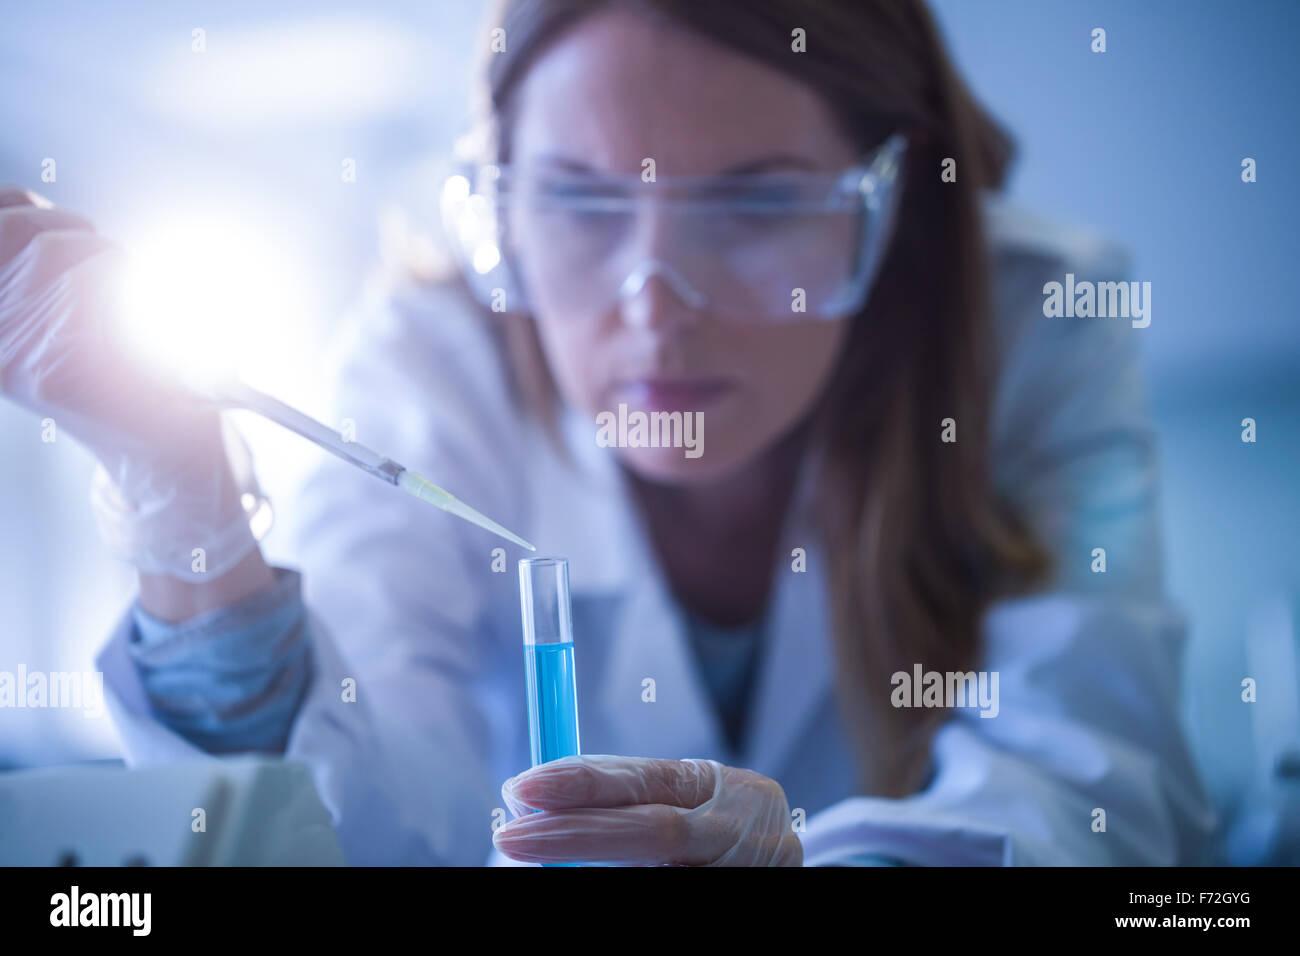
left=617, top=258, right=707, bottom=330
left=615, top=203, right=707, bottom=331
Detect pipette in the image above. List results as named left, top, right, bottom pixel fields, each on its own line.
left=200, top=379, right=535, bottom=551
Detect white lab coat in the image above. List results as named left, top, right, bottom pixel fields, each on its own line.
left=95, top=198, right=1217, bottom=865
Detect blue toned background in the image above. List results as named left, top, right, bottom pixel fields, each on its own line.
left=0, top=1, right=1296, bottom=863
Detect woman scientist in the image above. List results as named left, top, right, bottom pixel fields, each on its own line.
left=0, top=0, right=1213, bottom=865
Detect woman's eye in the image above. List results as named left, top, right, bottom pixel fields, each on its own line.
left=737, top=185, right=800, bottom=206
left=699, top=176, right=809, bottom=208
left=531, top=178, right=628, bottom=205
left=525, top=192, right=631, bottom=232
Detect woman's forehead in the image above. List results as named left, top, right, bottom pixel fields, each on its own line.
left=508, top=7, right=857, bottom=176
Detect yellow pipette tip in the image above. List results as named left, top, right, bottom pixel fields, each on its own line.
left=398, top=470, right=536, bottom=551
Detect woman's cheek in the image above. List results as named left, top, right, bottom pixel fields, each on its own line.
left=535, top=320, right=601, bottom=414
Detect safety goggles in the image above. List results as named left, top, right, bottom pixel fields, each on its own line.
left=440, top=132, right=906, bottom=323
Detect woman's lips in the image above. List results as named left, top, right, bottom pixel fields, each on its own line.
left=614, top=378, right=737, bottom=413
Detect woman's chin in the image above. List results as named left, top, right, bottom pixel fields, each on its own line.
left=613, top=443, right=747, bottom=486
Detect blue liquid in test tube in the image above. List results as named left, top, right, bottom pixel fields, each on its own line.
left=518, top=557, right=581, bottom=866
left=525, top=642, right=580, bottom=762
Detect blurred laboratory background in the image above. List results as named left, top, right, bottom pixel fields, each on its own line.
left=1, top=0, right=1296, bottom=863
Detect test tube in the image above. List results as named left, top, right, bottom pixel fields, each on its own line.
left=518, top=557, right=581, bottom=765
left=518, top=558, right=582, bottom=867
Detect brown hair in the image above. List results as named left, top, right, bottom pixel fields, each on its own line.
left=461, top=0, right=1052, bottom=796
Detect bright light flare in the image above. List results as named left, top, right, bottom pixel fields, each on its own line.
left=441, top=175, right=503, bottom=276
left=115, top=211, right=309, bottom=395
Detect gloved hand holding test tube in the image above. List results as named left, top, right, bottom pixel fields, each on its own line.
left=515, top=557, right=582, bottom=866
left=197, top=379, right=535, bottom=551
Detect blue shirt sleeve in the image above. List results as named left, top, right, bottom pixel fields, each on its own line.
left=127, top=566, right=313, bottom=754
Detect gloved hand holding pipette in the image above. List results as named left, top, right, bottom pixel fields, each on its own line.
left=0, top=186, right=532, bottom=583
left=0, top=187, right=261, bottom=581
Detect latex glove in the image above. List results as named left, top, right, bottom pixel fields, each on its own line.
left=0, top=186, right=266, bottom=580
left=495, top=754, right=803, bottom=866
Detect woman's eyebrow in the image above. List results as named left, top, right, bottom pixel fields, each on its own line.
left=524, top=153, right=824, bottom=175
left=720, top=155, right=823, bottom=175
